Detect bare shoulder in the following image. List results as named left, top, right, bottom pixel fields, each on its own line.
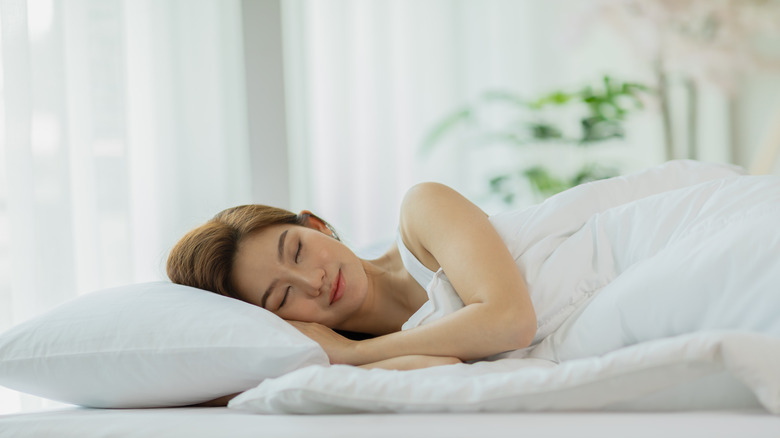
left=397, top=182, right=537, bottom=353
left=402, top=181, right=467, bottom=204
left=398, top=183, right=486, bottom=271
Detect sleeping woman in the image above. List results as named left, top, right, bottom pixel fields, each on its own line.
left=167, top=180, right=533, bottom=371
left=166, top=160, right=779, bottom=380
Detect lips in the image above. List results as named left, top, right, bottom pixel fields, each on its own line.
left=329, top=269, right=344, bottom=305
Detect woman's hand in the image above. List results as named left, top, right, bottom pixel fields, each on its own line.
left=289, top=321, right=462, bottom=370
left=288, top=320, right=358, bottom=364
left=359, top=355, right=461, bottom=371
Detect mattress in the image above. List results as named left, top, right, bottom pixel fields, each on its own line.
left=1, top=407, right=779, bottom=438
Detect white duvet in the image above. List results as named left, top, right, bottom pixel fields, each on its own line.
left=229, top=160, right=780, bottom=415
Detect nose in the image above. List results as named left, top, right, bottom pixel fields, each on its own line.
left=291, top=267, right=325, bottom=297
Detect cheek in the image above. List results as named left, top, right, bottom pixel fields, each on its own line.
left=279, top=300, right=317, bottom=322
left=317, top=243, right=346, bottom=266
left=310, top=238, right=333, bottom=260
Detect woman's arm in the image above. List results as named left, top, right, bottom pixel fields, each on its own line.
left=294, top=182, right=537, bottom=364
left=359, top=355, right=462, bottom=370
left=192, top=354, right=460, bottom=407
left=191, top=354, right=461, bottom=407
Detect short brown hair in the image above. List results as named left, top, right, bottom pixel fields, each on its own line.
left=166, top=205, right=305, bottom=299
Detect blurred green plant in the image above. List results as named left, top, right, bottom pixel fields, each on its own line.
left=422, top=76, right=652, bottom=203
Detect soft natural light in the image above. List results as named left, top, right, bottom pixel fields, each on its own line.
left=30, top=112, right=60, bottom=156
left=26, top=0, right=53, bottom=40
left=1, top=0, right=780, bottom=425
left=0, top=0, right=251, bottom=413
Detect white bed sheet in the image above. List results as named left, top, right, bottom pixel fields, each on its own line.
left=2, top=407, right=780, bottom=438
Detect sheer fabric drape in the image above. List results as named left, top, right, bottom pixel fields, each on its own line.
left=281, top=0, right=676, bottom=250
left=0, top=0, right=251, bottom=411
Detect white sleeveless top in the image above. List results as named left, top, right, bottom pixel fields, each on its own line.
left=396, top=206, right=618, bottom=346
left=396, top=234, right=464, bottom=331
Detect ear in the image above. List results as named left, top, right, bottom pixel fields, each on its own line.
left=299, top=210, right=331, bottom=234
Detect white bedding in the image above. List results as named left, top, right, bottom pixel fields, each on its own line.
left=230, top=331, right=778, bottom=414
left=229, top=161, right=780, bottom=415
left=2, top=407, right=780, bottom=438
left=3, top=160, right=779, bottom=430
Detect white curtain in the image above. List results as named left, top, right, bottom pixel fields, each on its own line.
left=282, top=0, right=687, bottom=250
left=0, top=0, right=251, bottom=412
left=282, top=0, right=777, bottom=255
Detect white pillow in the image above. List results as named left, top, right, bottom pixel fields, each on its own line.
left=0, top=282, right=328, bottom=408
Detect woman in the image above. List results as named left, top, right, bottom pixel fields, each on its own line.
left=168, top=181, right=537, bottom=371
left=167, top=159, right=753, bottom=373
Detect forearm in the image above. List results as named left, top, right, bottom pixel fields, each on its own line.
left=359, top=355, right=461, bottom=371
left=349, top=303, right=535, bottom=365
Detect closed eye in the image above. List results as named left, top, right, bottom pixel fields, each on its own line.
left=279, top=287, right=290, bottom=309
left=294, top=241, right=302, bottom=263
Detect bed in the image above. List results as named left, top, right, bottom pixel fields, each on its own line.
left=2, top=407, right=780, bottom=438
left=1, top=160, right=779, bottom=436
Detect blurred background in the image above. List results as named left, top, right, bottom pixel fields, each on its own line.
left=1, top=0, right=779, bottom=413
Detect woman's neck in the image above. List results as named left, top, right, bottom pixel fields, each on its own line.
left=342, top=245, right=428, bottom=335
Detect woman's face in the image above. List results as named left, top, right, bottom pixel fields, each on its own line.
left=231, top=223, right=369, bottom=329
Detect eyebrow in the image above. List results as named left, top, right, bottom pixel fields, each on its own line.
left=277, top=229, right=288, bottom=263
left=260, top=229, right=289, bottom=309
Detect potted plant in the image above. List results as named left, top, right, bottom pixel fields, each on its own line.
left=421, top=76, right=651, bottom=205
